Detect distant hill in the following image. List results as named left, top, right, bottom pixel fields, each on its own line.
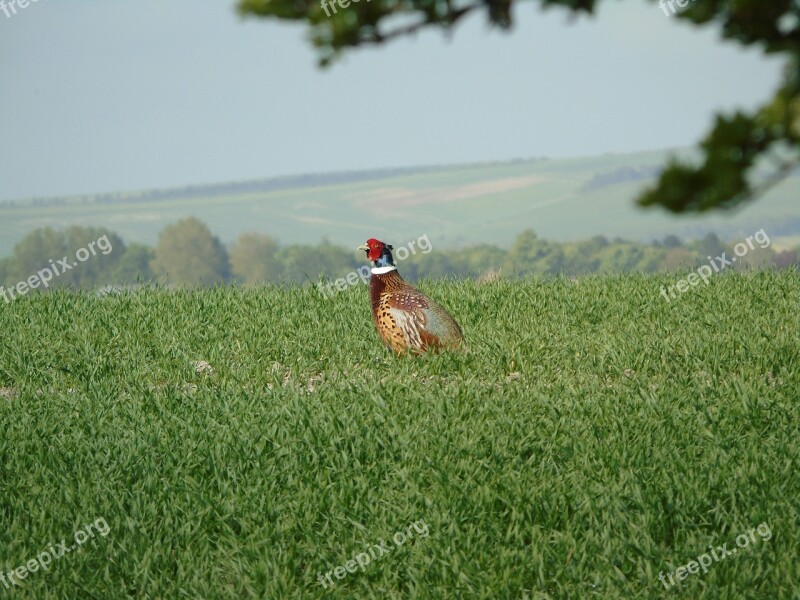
left=1, top=148, right=797, bottom=256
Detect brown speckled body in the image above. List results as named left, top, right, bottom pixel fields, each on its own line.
left=370, top=269, right=464, bottom=354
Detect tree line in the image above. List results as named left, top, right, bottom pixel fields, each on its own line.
left=0, top=218, right=797, bottom=292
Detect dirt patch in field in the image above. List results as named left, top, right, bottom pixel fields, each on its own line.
left=358, top=175, right=543, bottom=210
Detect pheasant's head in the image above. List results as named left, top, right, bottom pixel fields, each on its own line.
left=357, top=238, right=395, bottom=268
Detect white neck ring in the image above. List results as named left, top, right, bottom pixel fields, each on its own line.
left=371, top=266, right=397, bottom=275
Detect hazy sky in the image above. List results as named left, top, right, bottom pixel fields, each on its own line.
left=0, top=0, right=785, bottom=201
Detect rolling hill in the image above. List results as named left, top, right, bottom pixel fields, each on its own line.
left=1, top=148, right=798, bottom=257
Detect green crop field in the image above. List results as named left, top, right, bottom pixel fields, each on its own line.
left=1, top=272, right=798, bottom=598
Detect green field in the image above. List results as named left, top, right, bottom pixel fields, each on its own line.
left=1, top=149, right=798, bottom=257
left=1, top=273, right=798, bottom=598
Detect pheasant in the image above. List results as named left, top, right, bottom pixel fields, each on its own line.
left=357, top=238, right=464, bottom=354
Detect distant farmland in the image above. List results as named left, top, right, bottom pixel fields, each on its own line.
left=1, top=148, right=798, bottom=257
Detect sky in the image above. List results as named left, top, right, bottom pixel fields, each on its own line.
left=0, top=0, right=786, bottom=201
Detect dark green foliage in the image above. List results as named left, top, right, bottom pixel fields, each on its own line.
left=0, top=273, right=798, bottom=597
left=637, top=94, right=800, bottom=213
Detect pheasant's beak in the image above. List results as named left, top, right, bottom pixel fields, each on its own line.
left=357, top=243, right=369, bottom=252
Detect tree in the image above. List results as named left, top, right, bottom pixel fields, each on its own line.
left=504, top=230, right=554, bottom=276
left=272, top=238, right=358, bottom=285
left=774, top=249, right=799, bottom=268
left=661, top=246, right=697, bottom=271
left=0, top=257, right=10, bottom=286
left=595, top=243, right=642, bottom=273
left=404, top=250, right=459, bottom=279
left=63, top=226, right=126, bottom=287
left=636, top=246, right=668, bottom=273
left=150, top=218, right=231, bottom=286
left=113, top=244, right=155, bottom=285
left=230, top=232, right=282, bottom=285
left=6, top=227, right=67, bottom=287
left=1, top=227, right=125, bottom=290
left=693, top=232, right=727, bottom=261
left=461, top=244, right=506, bottom=276
left=238, top=0, right=800, bottom=214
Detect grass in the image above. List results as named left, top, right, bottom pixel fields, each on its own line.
left=0, top=272, right=798, bottom=598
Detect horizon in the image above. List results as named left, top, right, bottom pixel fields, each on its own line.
left=3, top=146, right=690, bottom=203
left=0, top=1, right=783, bottom=201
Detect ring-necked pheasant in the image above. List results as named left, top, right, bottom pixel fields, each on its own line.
left=357, top=238, right=464, bottom=354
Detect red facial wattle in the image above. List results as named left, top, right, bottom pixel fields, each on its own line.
left=366, top=238, right=384, bottom=261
